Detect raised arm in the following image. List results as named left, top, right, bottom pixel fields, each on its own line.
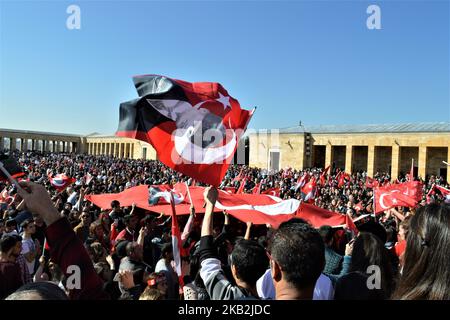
left=244, top=221, right=253, bottom=240
left=17, top=181, right=108, bottom=300
left=181, top=205, right=195, bottom=241
left=201, top=187, right=218, bottom=237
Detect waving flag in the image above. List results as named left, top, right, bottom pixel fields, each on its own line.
left=252, top=182, right=261, bottom=194
left=236, top=177, right=247, bottom=194
left=435, top=185, right=450, bottom=203
left=169, top=191, right=185, bottom=289
left=0, top=155, right=25, bottom=182
left=232, top=169, right=244, bottom=183
left=374, top=181, right=423, bottom=213
left=261, top=187, right=281, bottom=198
left=319, top=165, right=330, bottom=186
left=301, top=177, right=317, bottom=202
left=354, top=201, right=364, bottom=212
left=292, top=172, right=310, bottom=192
left=84, top=172, right=93, bottom=185
left=366, top=177, right=379, bottom=189
left=345, top=213, right=359, bottom=236
left=148, top=183, right=187, bottom=205
left=116, top=75, right=254, bottom=187
left=49, top=174, right=76, bottom=192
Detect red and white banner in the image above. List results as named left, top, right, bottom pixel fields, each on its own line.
left=85, top=185, right=363, bottom=229
left=214, top=191, right=301, bottom=228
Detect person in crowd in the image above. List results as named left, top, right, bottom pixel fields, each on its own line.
left=155, top=243, right=179, bottom=299
left=267, top=218, right=325, bottom=300
left=74, top=211, right=91, bottom=243
left=115, top=213, right=139, bottom=242
left=20, top=219, right=39, bottom=276
left=0, top=150, right=448, bottom=301
left=318, top=225, right=343, bottom=276
left=334, top=232, right=395, bottom=300
left=392, top=203, right=450, bottom=300
left=199, top=187, right=269, bottom=300
left=0, top=234, right=24, bottom=299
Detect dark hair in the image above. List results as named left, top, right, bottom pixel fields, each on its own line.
left=318, top=225, right=334, bottom=244
left=111, top=200, right=120, bottom=209
left=392, top=203, right=450, bottom=300
left=231, top=239, right=268, bottom=285
left=5, top=282, right=68, bottom=300
left=160, top=243, right=173, bottom=258
left=5, top=219, right=17, bottom=228
left=20, top=219, right=33, bottom=230
left=0, top=234, right=22, bottom=253
left=350, top=232, right=394, bottom=296
left=358, top=220, right=387, bottom=244
left=123, top=214, right=134, bottom=225
left=385, top=225, right=397, bottom=244
left=399, top=216, right=412, bottom=234
left=269, top=218, right=324, bottom=290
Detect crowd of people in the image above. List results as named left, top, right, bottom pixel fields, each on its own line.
left=1, top=150, right=449, bottom=300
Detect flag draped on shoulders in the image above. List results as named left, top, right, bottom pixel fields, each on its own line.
left=116, top=75, right=254, bottom=187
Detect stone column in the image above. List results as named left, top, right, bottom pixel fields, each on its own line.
left=31, top=140, right=36, bottom=151
left=20, top=138, right=25, bottom=151
left=10, top=138, right=15, bottom=151
left=345, top=145, right=353, bottom=174
left=325, top=144, right=332, bottom=169
left=0, top=137, right=4, bottom=151
left=391, top=144, right=400, bottom=180
left=367, top=145, right=375, bottom=177
left=418, top=145, right=427, bottom=180
left=131, top=144, right=135, bottom=159
left=62, top=141, right=66, bottom=153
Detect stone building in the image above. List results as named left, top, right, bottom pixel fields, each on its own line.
left=2, top=122, right=449, bottom=182
left=248, top=122, right=450, bottom=182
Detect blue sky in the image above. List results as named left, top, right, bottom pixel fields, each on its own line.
left=0, top=0, right=449, bottom=135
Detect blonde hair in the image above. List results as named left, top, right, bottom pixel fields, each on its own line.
left=139, top=287, right=163, bottom=300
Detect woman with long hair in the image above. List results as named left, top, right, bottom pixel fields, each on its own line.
left=392, top=203, right=450, bottom=300
left=335, top=232, right=395, bottom=300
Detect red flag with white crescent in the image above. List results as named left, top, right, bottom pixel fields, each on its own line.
left=261, top=187, right=280, bottom=198
left=373, top=181, right=423, bottom=213
left=116, top=75, right=254, bottom=187
left=49, top=174, right=76, bottom=192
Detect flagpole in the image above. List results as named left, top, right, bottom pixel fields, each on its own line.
left=185, top=181, right=193, bottom=205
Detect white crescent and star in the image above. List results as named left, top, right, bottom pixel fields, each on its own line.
left=216, top=92, right=231, bottom=110
left=147, top=97, right=237, bottom=165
